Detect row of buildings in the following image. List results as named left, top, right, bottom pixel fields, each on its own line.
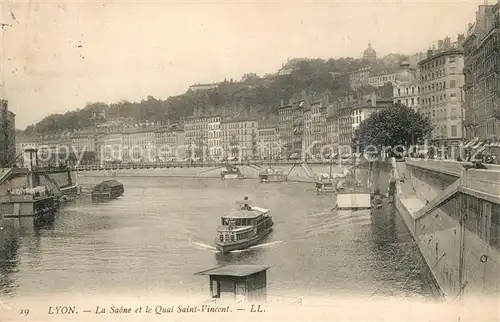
left=354, top=1, right=500, bottom=152
left=15, top=88, right=395, bottom=163
left=9, top=2, right=500, bottom=164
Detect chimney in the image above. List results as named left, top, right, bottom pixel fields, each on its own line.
left=280, top=99, right=284, bottom=107
left=438, top=40, right=444, bottom=50
left=427, top=48, right=434, bottom=59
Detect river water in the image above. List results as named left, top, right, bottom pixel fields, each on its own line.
left=0, top=174, right=441, bottom=301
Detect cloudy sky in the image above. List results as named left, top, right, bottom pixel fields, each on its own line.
left=1, top=0, right=482, bottom=129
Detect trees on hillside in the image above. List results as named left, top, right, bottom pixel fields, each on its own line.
left=24, top=56, right=405, bottom=134
left=354, top=103, right=432, bottom=157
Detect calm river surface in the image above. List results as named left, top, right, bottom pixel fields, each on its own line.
left=0, top=175, right=441, bottom=301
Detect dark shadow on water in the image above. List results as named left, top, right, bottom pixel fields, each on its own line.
left=0, top=228, right=21, bottom=296
left=214, top=247, right=266, bottom=266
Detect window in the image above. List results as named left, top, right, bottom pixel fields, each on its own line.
left=450, top=80, right=456, bottom=88
left=451, top=125, right=457, bottom=137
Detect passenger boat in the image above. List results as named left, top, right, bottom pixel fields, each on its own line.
left=91, top=179, right=124, bottom=202
left=314, top=161, right=336, bottom=194
left=315, top=173, right=336, bottom=194
left=259, top=167, right=287, bottom=183
left=220, top=165, right=244, bottom=180
left=215, top=197, right=274, bottom=253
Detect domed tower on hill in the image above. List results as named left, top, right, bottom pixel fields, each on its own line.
left=363, top=42, right=377, bottom=61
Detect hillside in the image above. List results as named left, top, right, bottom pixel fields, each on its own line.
left=23, top=55, right=405, bottom=134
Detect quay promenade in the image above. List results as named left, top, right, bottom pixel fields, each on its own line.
left=74, top=162, right=352, bottom=183
left=71, top=159, right=354, bottom=171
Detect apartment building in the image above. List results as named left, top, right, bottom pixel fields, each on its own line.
left=338, top=93, right=393, bottom=148
left=349, top=67, right=372, bottom=90
left=278, top=101, right=293, bottom=153
left=0, top=100, right=16, bottom=167
left=71, top=132, right=97, bottom=154
left=310, top=98, right=328, bottom=156
left=393, top=62, right=421, bottom=110
left=122, top=127, right=157, bottom=162
left=207, top=115, right=222, bottom=157
left=303, top=106, right=313, bottom=158
left=15, top=136, right=38, bottom=156
left=184, top=116, right=208, bottom=159
left=257, top=125, right=281, bottom=159
left=463, top=3, right=500, bottom=141
left=155, top=125, right=185, bottom=161
left=418, top=38, right=466, bottom=151
left=97, top=132, right=123, bottom=162
left=367, top=72, right=397, bottom=88
left=220, top=118, right=259, bottom=159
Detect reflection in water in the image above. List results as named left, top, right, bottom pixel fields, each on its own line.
left=0, top=228, right=20, bottom=296
left=0, top=176, right=440, bottom=300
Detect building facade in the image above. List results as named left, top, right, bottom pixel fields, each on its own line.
left=349, top=67, right=372, bottom=90
left=418, top=43, right=466, bottom=151
left=71, top=132, right=97, bottom=154
left=367, top=72, right=397, bottom=87
left=155, top=126, right=185, bottom=161
left=207, top=115, right=222, bottom=158
left=97, top=132, right=123, bottom=162
left=338, top=93, right=393, bottom=149
left=393, top=62, right=421, bottom=110
left=184, top=116, right=208, bottom=159
left=463, top=3, right=500, bottom=141
left=221, top=118, right=259, bottom=159
left=303, top=106, right=312, bottom=158
left=278, top=101, right=293, bottom=154
left=0, top=100, right=16, bottom=167
left=257, top=126, right=281, bottom=159
left=122, top=127, right=157, bottom=162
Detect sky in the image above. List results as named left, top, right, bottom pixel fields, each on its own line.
left=0, top=0, right=484, bottom=129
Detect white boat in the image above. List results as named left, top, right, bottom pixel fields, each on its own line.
left=215, top=197, right=274, bottom=253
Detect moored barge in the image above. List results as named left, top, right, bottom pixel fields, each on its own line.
left=259, top=168, right=287, bottom=183
left=215, top=197, right=274, bottom=253
left=91, top=179, right=124, bottom=202
left=220, top=165, right=244, bottom=180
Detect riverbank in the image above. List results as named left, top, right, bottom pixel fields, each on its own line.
left=76, top=164, right=351, bottom=183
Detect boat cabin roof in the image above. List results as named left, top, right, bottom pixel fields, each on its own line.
left=222, top=206, right=269, bottom=219
left=195, top=265, right=270, bottom=277
left=94, top=180, right=123, bottom=189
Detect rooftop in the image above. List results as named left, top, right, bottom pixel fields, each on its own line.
left=222, top=207, right=268, bottom=219
left=194, top=265, right=271, bottom=277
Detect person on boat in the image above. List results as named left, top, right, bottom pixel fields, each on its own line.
left=241, top=197, right=251, bottom=210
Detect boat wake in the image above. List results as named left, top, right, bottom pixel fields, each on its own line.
left=190, top=240, right=284, bottom=253
left=191, top=241, right=217, bottom=251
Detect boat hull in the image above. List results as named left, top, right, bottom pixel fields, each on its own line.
left=259, top=175, right=287, bottom=183
left=315, top=181, right=336, bottom=194
left=221, top=174, right=244, bottom=180
left=215, top=227, right=273, bottom=253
